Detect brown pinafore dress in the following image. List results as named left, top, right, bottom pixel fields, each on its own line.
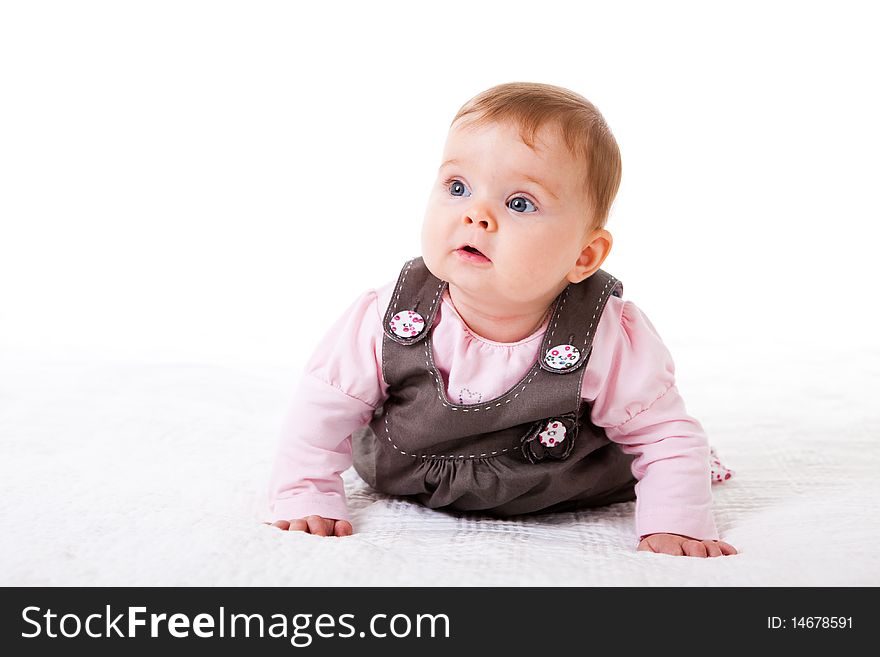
left=351, top=256, right=638, bottom=517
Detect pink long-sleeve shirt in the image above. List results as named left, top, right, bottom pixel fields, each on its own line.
left=267, top=277, right=720, bottom=544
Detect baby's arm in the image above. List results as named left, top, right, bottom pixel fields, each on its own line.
left=607, top=382, right=734, bottom=556
left=266, top=289, right=387, bottom=536
left=585, top=298, right=735, bottom=556
left=267, top=372, right=376, bottom=532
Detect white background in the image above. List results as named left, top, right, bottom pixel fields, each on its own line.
left=2, top=1, right=879, bottom=587
left=1, top=0, right=878, bottom=369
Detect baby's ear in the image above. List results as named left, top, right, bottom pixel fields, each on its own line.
left=567, top=228, right=612, bottom=282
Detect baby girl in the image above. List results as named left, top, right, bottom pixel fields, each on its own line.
left=266, top=82, right=737, bottom=558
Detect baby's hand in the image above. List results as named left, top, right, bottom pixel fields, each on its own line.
left=268, top=515, right=354, bottom=537
left=637, top=532, right=737, bottom=557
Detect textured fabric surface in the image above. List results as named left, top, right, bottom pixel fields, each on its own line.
left=2, top=342, right=878, bottom=586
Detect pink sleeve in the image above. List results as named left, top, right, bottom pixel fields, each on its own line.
left=266, top=289, right=388, bottom=523
left=582, top=297, right=719, bottom=546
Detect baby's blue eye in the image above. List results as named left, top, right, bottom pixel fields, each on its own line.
left=447, top=179, right=470, bottom=197
left=508, top=197, right=536, bottom=213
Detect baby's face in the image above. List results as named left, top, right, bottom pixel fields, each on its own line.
left=421, top=119, right=596, bottom=312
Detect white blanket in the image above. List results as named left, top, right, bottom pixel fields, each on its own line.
left=2, top=342, right=878, bottom=586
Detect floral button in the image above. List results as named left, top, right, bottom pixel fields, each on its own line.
left=544, top=344, right=580, bottom=369
left=521, top=414, right=577, bottom=463
left=389, top=310, right=425, bottom=338
left=538, top=420, right=566, bottom=447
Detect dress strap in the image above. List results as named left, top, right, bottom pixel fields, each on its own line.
left=538, top=270, right=623, bottom=375
left=381, top=256, right=448, bottom=346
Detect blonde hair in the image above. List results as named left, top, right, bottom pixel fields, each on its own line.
left=450, top=82, right=622, bottom=232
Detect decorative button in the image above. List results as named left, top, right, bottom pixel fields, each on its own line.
left=538, top=420, right=566, bottom=447
left=521, top=414, right=578, bottom=463
left=389, top=310, right=425, bottom=338
left=544, top=344, right=580, bottom=369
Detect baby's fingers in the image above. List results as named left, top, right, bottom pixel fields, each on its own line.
left=638, top=536, right=683, bottom=556
left=717, top=541, right=738, bottom=555
left=267, top=517, right=351, bottom=536
left=305, top=516, right=333, bottom=536
left=682, top=540, right=708, bottom=558
left=704, top=541, right=723, bottom=557
left=270, top=519, right=309, bottom=532
left=334, top=520, right=354, bottom=537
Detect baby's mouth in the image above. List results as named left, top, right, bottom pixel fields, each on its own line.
left=457, top=244, right=491, bottom=262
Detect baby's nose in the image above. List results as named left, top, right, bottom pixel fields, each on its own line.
left=463, top=206, right=497, bottom=231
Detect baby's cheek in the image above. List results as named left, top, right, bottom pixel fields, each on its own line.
left=504, top=253, right=536, bottom=280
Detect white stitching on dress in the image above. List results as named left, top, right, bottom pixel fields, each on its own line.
left=382, top=411, right=515, bottom=460
left=382, top=258, right=415, bottom=379
left=579, top=275, right=615, bottom=367
left=388, top=258, right=414, bottom=326
left=543, top=275, right=615, bottom=373
left=386, top=261, right=445, bottom=345
left=544, top=286, right=569, bottom=347
left=423, top=339, right=542, bottom=411
left=427, top=281, right=444, bottom=321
